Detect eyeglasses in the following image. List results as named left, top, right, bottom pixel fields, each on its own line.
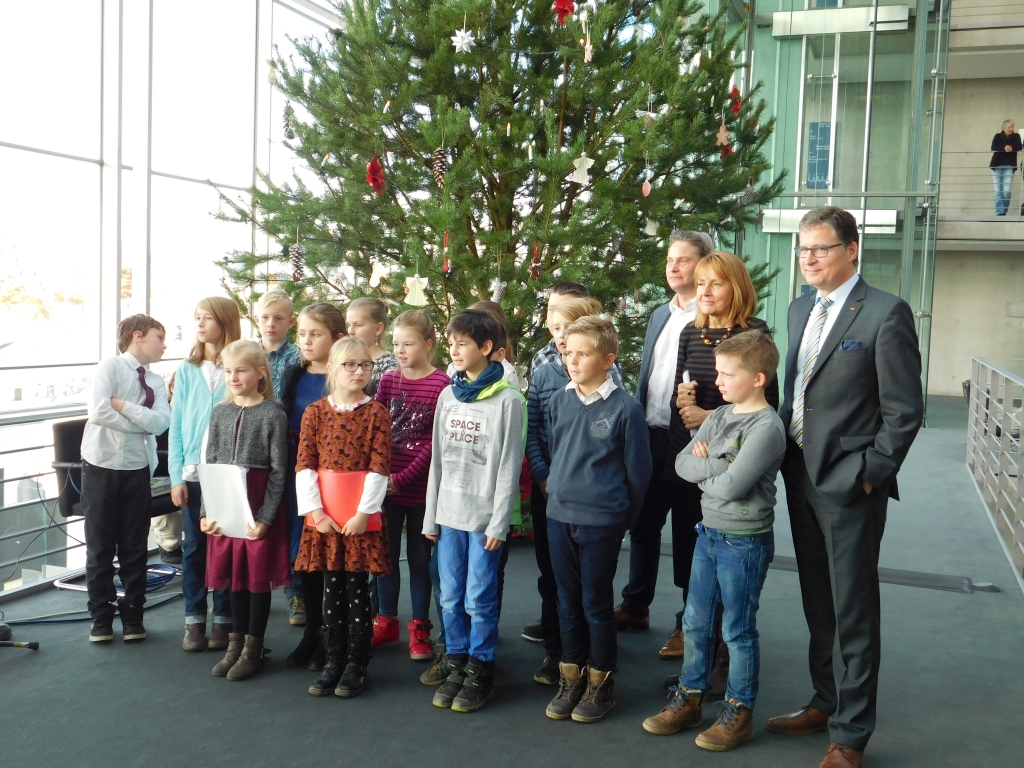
left=340, top=361, right=374, bottom=372
left=795, top=243, right=845, bottom=260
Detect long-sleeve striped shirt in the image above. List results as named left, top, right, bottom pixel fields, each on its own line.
left=375, top=367, right=451, bottom=507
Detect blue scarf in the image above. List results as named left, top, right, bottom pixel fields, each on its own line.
left=451, top=361, right=504, bottom=402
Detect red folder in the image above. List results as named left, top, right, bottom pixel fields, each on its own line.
left=305, top=469, right=382, bottom=532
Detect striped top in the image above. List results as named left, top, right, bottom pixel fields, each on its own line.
left=375, top=367, right=451, bottom=507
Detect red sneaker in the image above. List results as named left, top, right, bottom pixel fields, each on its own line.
left=408, top=619, right=433, bottom=661
left=371, top=615, right=400, bottom=648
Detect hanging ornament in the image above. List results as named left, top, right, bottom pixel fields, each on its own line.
left=610, top=233, right=623, bottom=256
left=680, top=39, right=694, bottom=61
left=530, top=241, right=542, bottom=280
left=716, top=123, right=730, bottom=147
left=636, top=110, right=657, bottom=131
left=632, top=0, right=644, bottom=17
left=489, top=277, right=508, bottom=303
left=366, top=153, right=385, bottom=196
left=289, top=243, right=306, bottom=282
left=644, top=219, right=658, bottom=236
left=580, top=8, right=593, bottom=62
left=634, top=288, right=640, bottom=303
left=369, top=261, right=387, bottom=288
left=721, top=144, right=733, bottom=159
left=451, top=15, right=475, bottom=54
left=553, top=0, right=575, bottom=27
left=283, top=102, right=296, bottom=140
left=405, top=275, right=429, bottom=306
left=740, top=184, right=757, bottom=206
left=442, top=231, right=451, bottom=278
left=432, top=147, right=448, bottom=189
left=566, top=151, right=595, bottom=185
left=320, top=152, right=332, bottom=168
left=730, top=86, right=742, bottom=118
left=620, top=295, right=627, bottom=311
left=528, top=141, right=535, bottom=161
left=642, top=164, right=652, bottom=197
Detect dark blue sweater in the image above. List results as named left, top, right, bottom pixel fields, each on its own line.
left=546, top=385, right=653, bottom=527
left=525, top=362, right=570, bottom=481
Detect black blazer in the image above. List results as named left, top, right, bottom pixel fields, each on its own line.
left=780, top=278, right=924, bottom=506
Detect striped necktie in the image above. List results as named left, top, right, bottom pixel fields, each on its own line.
left=791, top=296, right=833, bottom=448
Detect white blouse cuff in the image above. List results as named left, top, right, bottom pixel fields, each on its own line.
left=295, top=468, right=323, bottom=516
left=357, top=472, right=389, bottom=515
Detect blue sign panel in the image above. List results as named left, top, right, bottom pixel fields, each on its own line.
left=807, top=121, right=831, bottom=190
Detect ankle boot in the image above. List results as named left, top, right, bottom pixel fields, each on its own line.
left=308, top=624, right=347, bottom=696
left=451, top=656, right=496, bottom=713
left=694, top=699, right=754, bottom=751
left=571, top=668, right=616, bottom=723
left=335, top=623, right=373, bottom=698
left=227, top=635, right=270, bottom=681
left=286, top=628, right=321, bottom=668
left=212, top=633, right=245, bottom=676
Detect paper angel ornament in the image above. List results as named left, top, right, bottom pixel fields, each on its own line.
left=404, top=275, right=429, bottom=306
left=566, top=152, right=595, bottom=185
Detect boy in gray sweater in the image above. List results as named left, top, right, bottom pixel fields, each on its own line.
left=641, top=331, right=785, bottom=752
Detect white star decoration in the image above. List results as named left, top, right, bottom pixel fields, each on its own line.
left=451, top=27, right=475, bottom=54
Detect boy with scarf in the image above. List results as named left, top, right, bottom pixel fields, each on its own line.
left=423, top=310, right=526, bottom=713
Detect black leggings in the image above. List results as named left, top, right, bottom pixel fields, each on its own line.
left=323, top=570, right=371, bottom=629
left=229, top=590, right=272, bottom=638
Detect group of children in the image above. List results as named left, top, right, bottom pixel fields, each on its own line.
left=82, top=280, right=788, bottom=750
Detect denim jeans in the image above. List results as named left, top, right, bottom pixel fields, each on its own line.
left=437, top=526, right=503, bottom=662
left=378, top=503, right=433, bottom=620
left=181, top=481, right=231, bottom=625
left=548, top=519, right=626, bottom=672
left=991, top=166, right=1015, bottom=215
left=680, top=525, right=774, bottom=709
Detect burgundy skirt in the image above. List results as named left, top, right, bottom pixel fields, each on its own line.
left=206, top=468, right=292, bottom=593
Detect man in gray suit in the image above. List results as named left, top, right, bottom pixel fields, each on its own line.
left=615, top=230, right=712, bottom=655
left=767, top=207, right=923, bottom=768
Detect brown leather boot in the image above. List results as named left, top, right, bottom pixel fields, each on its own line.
left=695, top=699, right=754, bottom=751
left=819, top=743, right=865, bottom=768
left=208, top=623, right=230, bottom=651
left=613, top=604, right=649, bottom=631
left=765, top=706, right=830, bottom=735
left=658, top=629, right=685, bottom=659
left=182, top=624, right=207, bottom=652
left=211, top=633, right=245, bottom=676
left=226, top=635, right=269, bottom=681
left=642, top=688, right=703, bottom=735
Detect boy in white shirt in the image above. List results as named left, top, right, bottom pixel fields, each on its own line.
left=82, top=314, right=170, bottom=643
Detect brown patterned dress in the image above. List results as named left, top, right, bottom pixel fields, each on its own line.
left=293, top=397, right=393, bottom=575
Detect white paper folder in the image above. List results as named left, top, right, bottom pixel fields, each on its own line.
left=197, top=464, right=254, bottom=539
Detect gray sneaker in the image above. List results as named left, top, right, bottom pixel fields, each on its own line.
left=431, top=654, right=468, bottom=708
left=420, top=644, right=450, bottom=686
left=545, top=662, right=588, bottom=720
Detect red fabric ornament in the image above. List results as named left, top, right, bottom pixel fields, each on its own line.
left=366, top=154, right=385, bottom=196
left=442, top=231, right=451, bottom=277
left=530, top=241, right=542, bottom=280
left=553, top=0, right=575, bottom=27
left=730, top=86, right=742, bottom=118
left=721, top=144, right=733, bottom=159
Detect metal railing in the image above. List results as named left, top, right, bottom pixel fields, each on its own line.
left=937, top=150, right=1023, bottom=218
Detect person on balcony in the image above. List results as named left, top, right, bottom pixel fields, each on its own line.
left=989, top=119, right=1021, bottom=216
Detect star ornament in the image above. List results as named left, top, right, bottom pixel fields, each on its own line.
left=451, top=27, right=475, bottom=54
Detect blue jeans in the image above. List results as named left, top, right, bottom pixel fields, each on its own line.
left=991, top=166, right=1015, bottom=215
left=378, top=503, right=433, bottom=620
left=548, top=519, right=625, bottom=672
left=680, top=526, right=774, bottom=709
left=437, top=526, right=503, bottom=662
left=181, top=481, right=231, bottom=625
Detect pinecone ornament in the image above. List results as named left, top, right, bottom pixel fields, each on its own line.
left=432, top=147, right=448, bottom=189
left=632, top=0, right=644, bottom=17
left=289, top=243, right=306, bottom=281
left=740, top=184, right=758, bottom=206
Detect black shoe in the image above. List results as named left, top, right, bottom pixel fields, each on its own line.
left=122, top=620, right=147, bottom=643
left=286, top=629, right=321, bottom=668
left=432, top=654, right=468, bottom=708
left=451, top=656, right=495, bottom=713
left=159, top=545, right=183, bottom=565
left=335, top=661, right=370, bottom=698
left=521, top=622, right=544, bottom=643
left=90, top=621, right=114, bottom=643
left=533, top=654, right=560, bottom=685
left=308, top=626, right=347, bottom=696
left=309, top=641, right=327, bottom=671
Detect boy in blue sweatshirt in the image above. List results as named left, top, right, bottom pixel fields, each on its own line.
left=543, top=315, right=653, bottom=723
left=424, top=310, right=525, bottom=713
left=641, top=331, right=785, bottom=752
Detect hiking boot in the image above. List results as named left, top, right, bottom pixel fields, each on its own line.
left=227, top=635, right=270, bottom=681
left=432, top=654, right=468, bottom=708
left=420, top=644, right=451, bottom=685
left=533, top=654, right=560, bottom=685
left=89, top=620, right=114, bottom=643
left=309, top=625, right=348, bottom=696
left=614, top=604, right=649, bottom=631
left=659, top=628, right=685, bottom=659
left=371, top=614, right=400, bottom=648
left=695, top=699, right=754, bottom=751
left=642, top=687, right=704, bottom=734
left=288, top=596, right=307, bottom=626
left=182, top=624, right=207, bottom=652
left=408, top=619, right=433, bottom=661
left=521, top=621, right=544, bottom=642
left=286, top=629, right=320, bottom=668
left=545, top=662, right=588, bottom=720
left=571, top=668, right=616, bottom=723
left=212, top=633, right=245, bottom=676
left=335, top=624, right=373, bottom=698
left=451, top=656, right=495, bottom=713
left=208, top=622, right=230, bottom=651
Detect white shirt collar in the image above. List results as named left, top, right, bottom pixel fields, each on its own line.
left=565, top=375, right=618, bottom=403
left=328, top=394, right=370, bottom=412
left=669, top=293, right=697, bottom=315
left=121, top=351, right=143, bottom=370
left=816, top=273, right=860, bottom=308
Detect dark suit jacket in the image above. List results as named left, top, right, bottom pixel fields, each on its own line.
left=635, top=302, right=673, bottom=410
left=780, top=278, right=923, bottom=507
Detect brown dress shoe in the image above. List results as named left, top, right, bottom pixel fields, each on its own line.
left=182, top=624, right=208, bottom=652
left=614, top=604, right=650, bottom=631
left=659, top=629, right=685, bottom=659
left=642, top=688, right=703, bottom=735
left=765, top=706, right=830, bottom=735
left=820, top=743, right=865, bottom=768
left=208, top=623, right=230, bottom=651
left=695, top=699, right=755, bottom=751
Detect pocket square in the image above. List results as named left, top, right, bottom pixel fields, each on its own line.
left=841, top=339, right=863, bottom=350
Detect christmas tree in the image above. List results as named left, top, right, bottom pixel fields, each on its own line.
left=218, top=0, right=783, bottom=384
